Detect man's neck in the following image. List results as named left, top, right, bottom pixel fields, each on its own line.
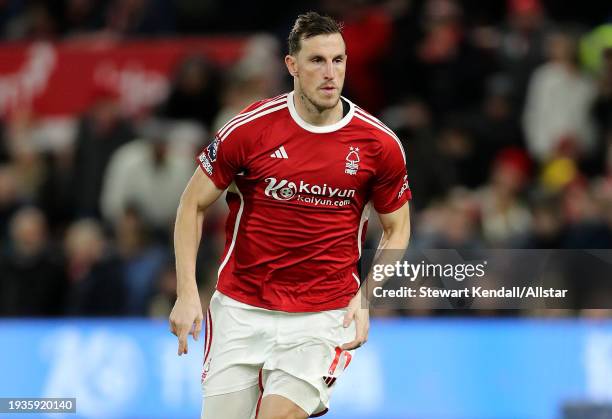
left=293, top=89, right=343, bottom=126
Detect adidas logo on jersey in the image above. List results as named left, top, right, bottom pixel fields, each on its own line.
left=270, top=145, right=288, bottom=159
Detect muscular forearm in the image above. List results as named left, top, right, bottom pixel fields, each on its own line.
left=362, top=223, right=411, bottom=299
left=174, top=192, right=205, bottom=299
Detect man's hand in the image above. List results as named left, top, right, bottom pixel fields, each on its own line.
left=169, top=296, right=203, bottom=356
left=341, top=290, right=369, bottom=350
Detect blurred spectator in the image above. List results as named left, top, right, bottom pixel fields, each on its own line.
left=59, top=0, right=104, bottom=36
left=477, top=148, right=532, bottom=245
left=327, top=1, right=394, bottom=114
left=580, top=23, right=612, bottom=74
left=523, top=30, right=597, bottom=163
left=416, top=188, right=483, bottom=249
left=591, top=48, right=612, bottom=169
left=497, top=0, right=552, bottom=107
left=36, top=148, right=75, bottom=233
left=100, top=119, right=196, bottom=237
left=64, top=219, right=126, bottom=315
left=103, top=0, right=175, bottom=36
left=0, top=165, right=25, bottom=241
left=562, top=180, right=612, bottom=248
left=212, top=35, right=284, bottom=131
left=148, top=263, right=177, bottom=317
left=0, top=120, right=9, bottom=163
left=411, top=0, right=496, bottom=118
left=435, top=122, right=488, bottom=188
left=381, top=98, right=451, bottom=209
left=0, top=207, right=66, bottom=316
left=3, top=1, right=58, bottom=40
left=70, top=87, right=134, bottom=218
left=516, top=190, right=566, bottom=248
left=158, top=55, right=221, bottom=129
left=115, top=208, right=168, bottom=316
left=461, top=75, right=525, bottom=159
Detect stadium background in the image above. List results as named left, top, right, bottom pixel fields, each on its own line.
left=1, top=0, right=612, bottom=417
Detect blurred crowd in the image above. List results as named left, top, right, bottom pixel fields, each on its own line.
left=0, top=0, right=612, bottom=318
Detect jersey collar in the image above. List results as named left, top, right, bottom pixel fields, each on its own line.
left=287, top=91, right=355, bottom=133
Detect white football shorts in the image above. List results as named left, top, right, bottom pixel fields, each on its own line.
left=201, top=290, right=356, bottom=417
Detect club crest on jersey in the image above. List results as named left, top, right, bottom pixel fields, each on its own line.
left=345, top=146, right=360, bottom=175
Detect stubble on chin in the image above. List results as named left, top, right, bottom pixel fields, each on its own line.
left=299, top=90, right=339, bottom=114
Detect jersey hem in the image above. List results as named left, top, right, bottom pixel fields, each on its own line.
left=217, top=286, right=352, bottom=313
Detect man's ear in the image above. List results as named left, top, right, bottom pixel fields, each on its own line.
left=285, top=54, right=298, bottom=77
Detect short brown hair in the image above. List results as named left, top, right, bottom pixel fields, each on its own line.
left=287, top=12, right=343, bottom=55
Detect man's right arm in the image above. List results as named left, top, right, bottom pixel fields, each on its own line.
left=170, top=168, right=224, bottom=356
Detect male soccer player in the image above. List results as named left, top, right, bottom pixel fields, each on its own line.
left=170, top=11, right=411, bottom=419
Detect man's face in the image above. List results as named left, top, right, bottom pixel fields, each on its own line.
left=287, top=33, right=347, bottom=111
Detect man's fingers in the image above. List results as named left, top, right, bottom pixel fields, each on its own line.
left=178, top=331, right=189, bottom=356
left=341, top=337, right=364, bottom=350
left=192, top=317, right=202, bottom=341
left=343, top=310, right=355, bottom=328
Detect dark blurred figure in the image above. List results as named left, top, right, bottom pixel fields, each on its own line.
left=381, top=0, right=422, bottom=106
left=64, top=219, right=126, bottom=315
left=148, top=262, right=177, bottom=317
left=115, top=208, right=168, bottom=316
left=381, top=98, right=450, bottom=209
left=462, top=75, right=525, bottom=159
left=36, top=147, right=76, bottom=234
left=0, top=165, right=26, bottom=241
left=70, top=88, right=134, bottom=218
left=58, top=0, right=104, bottom=36
left=411, top=0, right=496, bottom=119
left=417, top=188, right=483, bottom=249
left=515, top=190, right=566, bottom=248
left=497, top=0, right=552, bottom=108
left=0, top=207, right=66, bottom=316
left=323, top=0, right=394, bottom=114
left=561, top=180, right=612, bottom=249
left=2, top=0, right=58, bottom=40
left=435, top=121, right=489, bottom=188
left=0, top=120, right=9, bottom=163
left=158, top=55, right=221, bottom=129
left=103, top=0, right=175, bottom=35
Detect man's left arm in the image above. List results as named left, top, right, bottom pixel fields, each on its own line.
left=342, top=201, right=411, bottom=350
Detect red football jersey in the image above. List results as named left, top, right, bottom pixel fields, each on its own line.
left=197, top=92, right=411, bottom=312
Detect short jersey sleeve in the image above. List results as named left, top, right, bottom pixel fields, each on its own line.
left=371, top=137, right=412, bottom=214
left=196, top=100, right=274, bottom=188
left=196, top=130, right=247, bottom=190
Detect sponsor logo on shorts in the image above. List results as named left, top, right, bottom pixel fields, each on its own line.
left=323, top=347, right=352, bottom=387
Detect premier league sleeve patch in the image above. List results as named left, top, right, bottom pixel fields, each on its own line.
left=206, top=137, right=220, bottom=162
left=198, top=151, right=213, bottom=175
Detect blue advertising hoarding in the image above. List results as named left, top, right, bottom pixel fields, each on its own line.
left=0, top=318, right=611, bottom=419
